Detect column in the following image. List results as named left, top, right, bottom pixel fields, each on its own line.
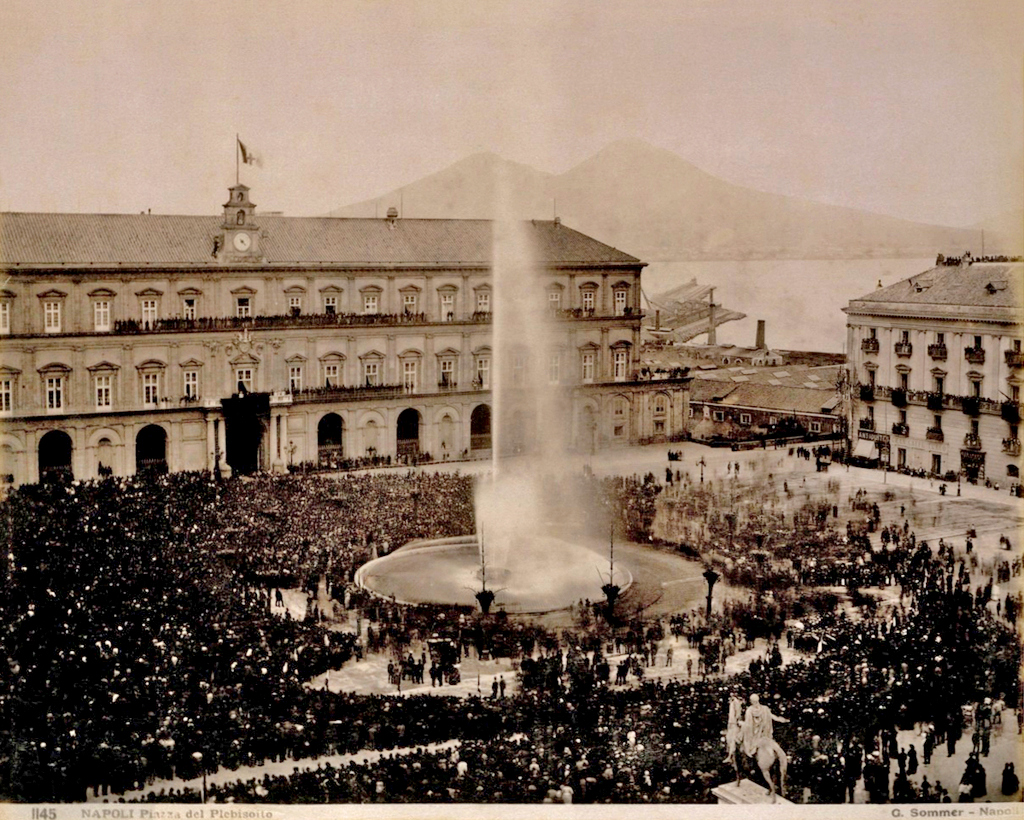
left=461, top=274, right=470, bottom=319
left=386, top=334, right=396, bottom=384
left=424, top=333, right=436, bottom=390
left=460, top=332, right=472, bottom=388
left=600, top=327, right=610, bottom=380
left=601, top=274, right=609, bottom=315
left=568, top=274, right=577, bottom=310
left=217, top=418, right=229, bottom=476
left=269, top=410, right=279, bottom=470
left=206, top=414, right=217, bottom=472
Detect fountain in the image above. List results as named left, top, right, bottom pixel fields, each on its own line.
left=356, top=211, right=633, bottom=613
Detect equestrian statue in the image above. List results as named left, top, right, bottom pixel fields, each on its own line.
left=725, top=692, right=789, bottom=801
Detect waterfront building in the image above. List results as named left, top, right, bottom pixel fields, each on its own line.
left=844, top=257, right=1023, bottom=481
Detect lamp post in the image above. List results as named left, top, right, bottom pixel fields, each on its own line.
left=697, top=456, right=706, bottom=484
left=702, top=567, right=720, bottom=619
left=191, top=751, right=206, bottom=803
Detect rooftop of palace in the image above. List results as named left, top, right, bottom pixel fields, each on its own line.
left=0, top=213, right=641, bottom=269
left=848, top=260, right=1023, bottom=311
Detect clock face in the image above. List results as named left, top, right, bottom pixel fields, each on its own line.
left=233, top=232, right=252, bottom=252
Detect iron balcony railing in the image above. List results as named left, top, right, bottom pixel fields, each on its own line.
left=927, top=343, right=947, bottom=361
left=1005, top=349, right=1023, bottom=368
left=1003, top=438, right=1021, bottom=456
left=926, top=427, right=944, bottom=442
left=964, top=347, right=986, bottom=365
left=861, top=338, right=879, bottom=354
left=858, top=418, right=875, bottom=431
left=891, top=423, right=909, bottom=437
left=962, top=433, right=983, bottom=451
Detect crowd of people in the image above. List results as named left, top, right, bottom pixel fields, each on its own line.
left=0, top=458, right=1020, bottom=805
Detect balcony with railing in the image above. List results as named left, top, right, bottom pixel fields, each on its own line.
left=1005, top=349, right=1023, bottom=368
left=292, top=383, right=407, bottom=403
left=891, top=422, right=909, bottom=437
left=859, top=384, right=875, bottom=402
left=1003, top=437, right=1021, bottom=456
left=860, top=337, right=879, bottom=354
left=890, top=388, right=907, bottom=408
left=1002, top=401, right=1022, bottom=424
left=894, top=341, right=913, bottom=357
left=926, top=392, right=945, bottom=412
left=927, top=343, right=947, bottom=361
left=961, top=396, right=981, bottom=417
left=962, top=433, right=983, bottom=451
left=964, top=347, right=986, bottom=365
left=926, top=427, right=944, bottom=442
left=858, top=418, right=875, bottom=431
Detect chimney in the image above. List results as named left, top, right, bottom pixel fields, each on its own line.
left=655, top=309, right=660, bottom=331
left=386, top=207, right=399, bottom=228
left=756, top=320, right=766, bottom=350
left=554, top=216, right=561, bottom=227
left=706, top=288, right=717, bottom=345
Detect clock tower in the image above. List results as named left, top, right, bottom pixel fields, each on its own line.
left=219, top=184, right=261, bottom=260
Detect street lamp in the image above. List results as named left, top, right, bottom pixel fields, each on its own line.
left=702, top=567, right=720, bottom=619
left=191, top=751, right=206, bottom=803
left=697, top=456, right=707, bottom=484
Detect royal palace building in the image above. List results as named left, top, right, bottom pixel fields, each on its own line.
left=0, top=185, right=690, bottom=485
left=845, top=257, right=1023, bottom=481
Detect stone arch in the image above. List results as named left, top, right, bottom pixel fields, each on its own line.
left=39, top=429, right=73, bottom=481
left=317, top=412, right=344, bottom=465
left=88, top=428, right=123, bottom=478
left=471, top=403, right=492, bottom=452
left=397, top=407, right=421, bottom=457
left=0, top=433, right=24, bottom=485
left=610, top=394, right=631, bottom=441
left=357, top=409, right=386, bottom=456
left=136, top=424, right=168, bottom=474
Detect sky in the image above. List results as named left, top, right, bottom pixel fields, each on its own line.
left=0, top=0, right=1021, bottom=227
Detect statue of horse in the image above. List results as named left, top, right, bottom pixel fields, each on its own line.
left=726, top=697, right=789, bottom=802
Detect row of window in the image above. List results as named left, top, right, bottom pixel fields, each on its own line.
left=3, top=283, right=634, bottom=335
left=863, top=367, right=1021, bottom=402
left=863, top=328, right=1022, bottom=354
left=0, top=348, right=635, bottom=414
left=698, top=406, right=824, bottom=433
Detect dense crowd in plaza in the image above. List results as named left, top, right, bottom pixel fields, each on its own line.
left=0, top=460, right=1020, bottom=805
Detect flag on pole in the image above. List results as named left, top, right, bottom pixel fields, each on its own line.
left=237, top=138, right=261, bottom=167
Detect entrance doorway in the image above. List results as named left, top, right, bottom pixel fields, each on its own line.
left=136, top=425, right=168, bottom=474
left=397, top=408, right=421, bottom=458
left=318, top=413, right=344, bottom=466
left=470, top=404, right=491, bottom=452
left=222, top=393, right=270, bottom=474
left=38, top=430, right=73, bottom=481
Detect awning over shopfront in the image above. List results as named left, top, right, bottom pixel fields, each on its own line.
left=853, top=439, right=878, bottom=459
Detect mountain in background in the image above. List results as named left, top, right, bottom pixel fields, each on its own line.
left=968, top=209, right=1024, bottom=256
left=329, top=139, right=994, bottom=261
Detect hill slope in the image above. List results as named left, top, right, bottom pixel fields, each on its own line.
left=330, top=139, right=980, bottom=261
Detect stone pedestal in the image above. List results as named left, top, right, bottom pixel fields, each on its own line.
left=712, top=778, right=793, bottom=804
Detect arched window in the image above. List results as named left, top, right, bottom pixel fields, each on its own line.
left=236, top=210, right=245, bottom=225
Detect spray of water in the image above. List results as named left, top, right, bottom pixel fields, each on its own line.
left=473, top=179, right=617, bottom=601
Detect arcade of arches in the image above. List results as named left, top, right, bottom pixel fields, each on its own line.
left=17, top=383, right=686, bottom=483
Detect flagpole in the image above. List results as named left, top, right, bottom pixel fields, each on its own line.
left=236, top=133, right=239, bottom=186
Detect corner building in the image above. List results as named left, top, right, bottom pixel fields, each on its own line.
left=844, top=259, right=1023, bottom=482
left=0, top=186, right=690, bottom=485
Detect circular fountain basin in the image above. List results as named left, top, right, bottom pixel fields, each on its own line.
left=355, top=535, right=632, bottom=613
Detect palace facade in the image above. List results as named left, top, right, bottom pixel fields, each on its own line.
left=0, top=186, right=690, bottom=485
left=844, top=258, right=1023, bottom=481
